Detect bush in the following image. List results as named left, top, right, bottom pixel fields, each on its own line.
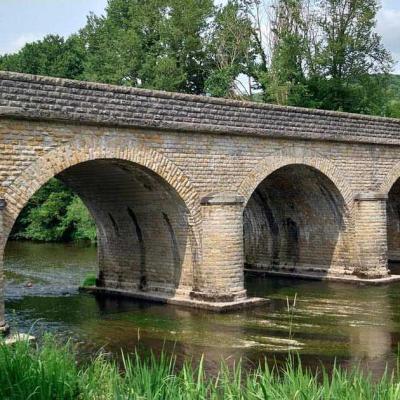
left=11, top=179, right=97, bottom=243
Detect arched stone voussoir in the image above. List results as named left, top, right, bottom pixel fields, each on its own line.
left=237, top=147, right=355, bottom=210
left=2, top=137, right=202, bottom=240
left=379, top=161, right=400, bottom=195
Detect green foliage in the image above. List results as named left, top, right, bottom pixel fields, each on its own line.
left=0, top=0, right=397, bottom=114
left=263, top=0, right=394, bottom=113
left=82, top=274, right=97, bottom=287
left=0, top=335, right=79, bottom=400
left=1, top=335, right=400, bottom=399
left=0, top=34, right=85, bottom=79
left=308, top=0, right=393, bottom=114
left=205, top=1, right=256, bottom=98
left=11, top=179, right=96, bottom=243
left=63, top=196, right=97, bottom=243
left=81, top=0, right=214, bottom=93
left=262, top=0, right=311, bottom=106
left=386, top=75, right=400, bottom=118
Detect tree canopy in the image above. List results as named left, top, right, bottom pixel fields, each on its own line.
left=2, top=0, right=396, bottom=114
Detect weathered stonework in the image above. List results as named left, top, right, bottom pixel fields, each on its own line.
left=0, top=199, right=9, bottom=335
left=193, top=193, right=246, bottom=302
left=1, top=71, right=400, bottom=320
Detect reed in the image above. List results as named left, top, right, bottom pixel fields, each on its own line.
left=1, top=334, right=400, bottom=399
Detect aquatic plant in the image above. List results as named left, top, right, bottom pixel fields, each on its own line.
left=82, top=274, right=97, bottom=287
left=1, top=334, right=400, bottom=399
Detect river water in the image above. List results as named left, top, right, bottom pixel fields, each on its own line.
left=4, top=241, right=400, bottom=377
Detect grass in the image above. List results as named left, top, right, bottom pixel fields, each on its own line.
left=1, top=335, right=400, bottom=399
left=82, top=274, right=97, bottom=287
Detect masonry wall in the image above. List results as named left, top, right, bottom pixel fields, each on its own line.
left=58, top=160, right=195, bottom=295
left=244, top=165, right=351, bottom=275
left=1, top=72, right=400, bottom=294
left=1, top=117, right=399, bottom=279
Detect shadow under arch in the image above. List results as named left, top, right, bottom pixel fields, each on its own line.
left=2, top=138, right=202, bottom=296
left=380, top=166, right=400, bottom=273
left=238, top=148, right=354, bottom=208
left=240, top=158, right=352, bottom=276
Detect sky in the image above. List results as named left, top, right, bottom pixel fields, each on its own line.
left=0, top=0, right=399, bottom=73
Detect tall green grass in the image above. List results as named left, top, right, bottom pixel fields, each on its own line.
left=1, top=334, right=400, bottom=399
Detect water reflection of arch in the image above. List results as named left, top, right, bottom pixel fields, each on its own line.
left=238, top=148, right=354, bottom=276
left=2, top=137, right=202, bottom=297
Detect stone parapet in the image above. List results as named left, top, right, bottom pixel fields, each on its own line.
left=1, top=71, right=400, bottom=145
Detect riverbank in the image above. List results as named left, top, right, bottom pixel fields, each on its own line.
left=1, top=335, right=400, bottom=400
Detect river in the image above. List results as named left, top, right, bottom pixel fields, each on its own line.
left=4, top=241, right=400, bottom=377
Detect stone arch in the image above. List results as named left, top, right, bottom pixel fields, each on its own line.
left=239, top=147, right=354, bottom=276
left=2, top=136, right=201, bottom=241
left=379, top=162, right=400, bottom=195
left=379, top=162, right=400, bottom=270
left=238, top=147, right=354, bottom=209
left=1, top=136, right=202, bottom=296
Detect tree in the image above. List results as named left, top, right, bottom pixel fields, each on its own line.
left=81, top=0, right=214, bottom=93
left=10, top=179, right=96, bottom=243
left=233, top=0, right=393, bottom=113
left=385, top=75, right=400, bottom=118
left=205, top=0, right=256, bottom=98
left=0, top=34, right=85, bottom=79
left=307, top=0, right=393, bottom=114
left=262, top=0, right=311, bottom=105
left=62, top=197, right=97, bottom=243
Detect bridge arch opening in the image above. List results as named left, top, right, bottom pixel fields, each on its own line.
left=243, top=164, right=349, bottom=276
left=387, top=178, right=400, bottom=274
left=4, top=158, right=197, bottom=297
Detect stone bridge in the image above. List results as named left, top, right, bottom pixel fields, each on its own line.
left=1, top=71, right=400, bottom=330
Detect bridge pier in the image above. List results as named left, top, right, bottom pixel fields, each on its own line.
left=188, top=193, right=265, bottom=309
left=354, top=193, right=389, bottom=278
left=191, top=193, right=247, bottom=302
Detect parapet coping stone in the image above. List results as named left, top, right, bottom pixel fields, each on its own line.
left=0, top=70, right=399, bottom=125
left=1, top=71, right=400, bottom=146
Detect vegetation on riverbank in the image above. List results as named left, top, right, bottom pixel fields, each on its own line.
left=10, top=179, right=96, bottom=243
left=1, top=335, right=400, bottom=400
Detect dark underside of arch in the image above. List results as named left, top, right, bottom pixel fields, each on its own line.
left=244, top=164, right=347, bottom=274
left=24, top=158, right=196, bottom=295
left=387, top=178, right=400, bottom=273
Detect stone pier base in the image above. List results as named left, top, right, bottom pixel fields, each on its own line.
left=4, top=333, right=35, bottom=346
left=80, top=286, right=267, bottom=312
left=245, top=268, right=400, bottom=285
